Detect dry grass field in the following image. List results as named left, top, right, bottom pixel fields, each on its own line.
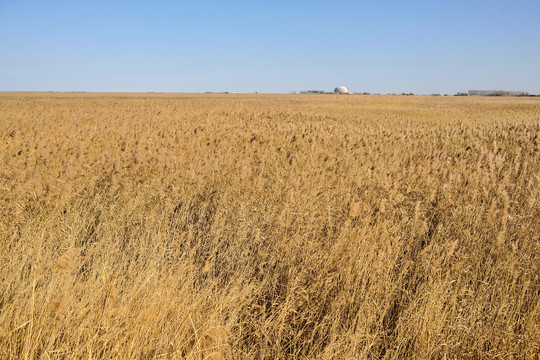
left=1, top=93, right=539, bottom=359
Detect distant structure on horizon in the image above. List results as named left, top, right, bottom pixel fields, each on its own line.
left=334, top=86, right=350, bottom=94
left=468, top=90, right=529, bottom=97
left=298, top=86, right=354, bottom=94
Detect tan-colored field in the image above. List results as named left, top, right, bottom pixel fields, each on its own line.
left=1, top=93, right=539, bottom=359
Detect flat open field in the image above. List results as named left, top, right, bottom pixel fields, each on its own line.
left=1, top=93, right=539, bottom=359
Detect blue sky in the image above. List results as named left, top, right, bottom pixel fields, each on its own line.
left=1, top=0, right=539, bottom=94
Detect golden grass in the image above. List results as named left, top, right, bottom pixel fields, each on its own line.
left=0, top=92, right=539, bottom=359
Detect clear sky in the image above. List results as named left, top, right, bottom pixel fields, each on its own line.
left=1, top=0, right=539, bottom=94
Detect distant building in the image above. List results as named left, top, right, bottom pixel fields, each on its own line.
left=300, top=90, right=325, bottom=94
left=334, top=86, right=349, bottom=94
left=468, top=90, right=529, bottom=97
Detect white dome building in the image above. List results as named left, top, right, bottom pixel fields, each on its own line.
left=334, top=86, right=349, bottom=94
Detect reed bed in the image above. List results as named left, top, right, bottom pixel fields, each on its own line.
left=0, top=93, right=539, bottom=359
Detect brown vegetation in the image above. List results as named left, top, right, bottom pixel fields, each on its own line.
left=1, top=93, right=539, bottom=359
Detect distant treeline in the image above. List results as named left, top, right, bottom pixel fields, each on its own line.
left=296, top=90, right=538, bottom=97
